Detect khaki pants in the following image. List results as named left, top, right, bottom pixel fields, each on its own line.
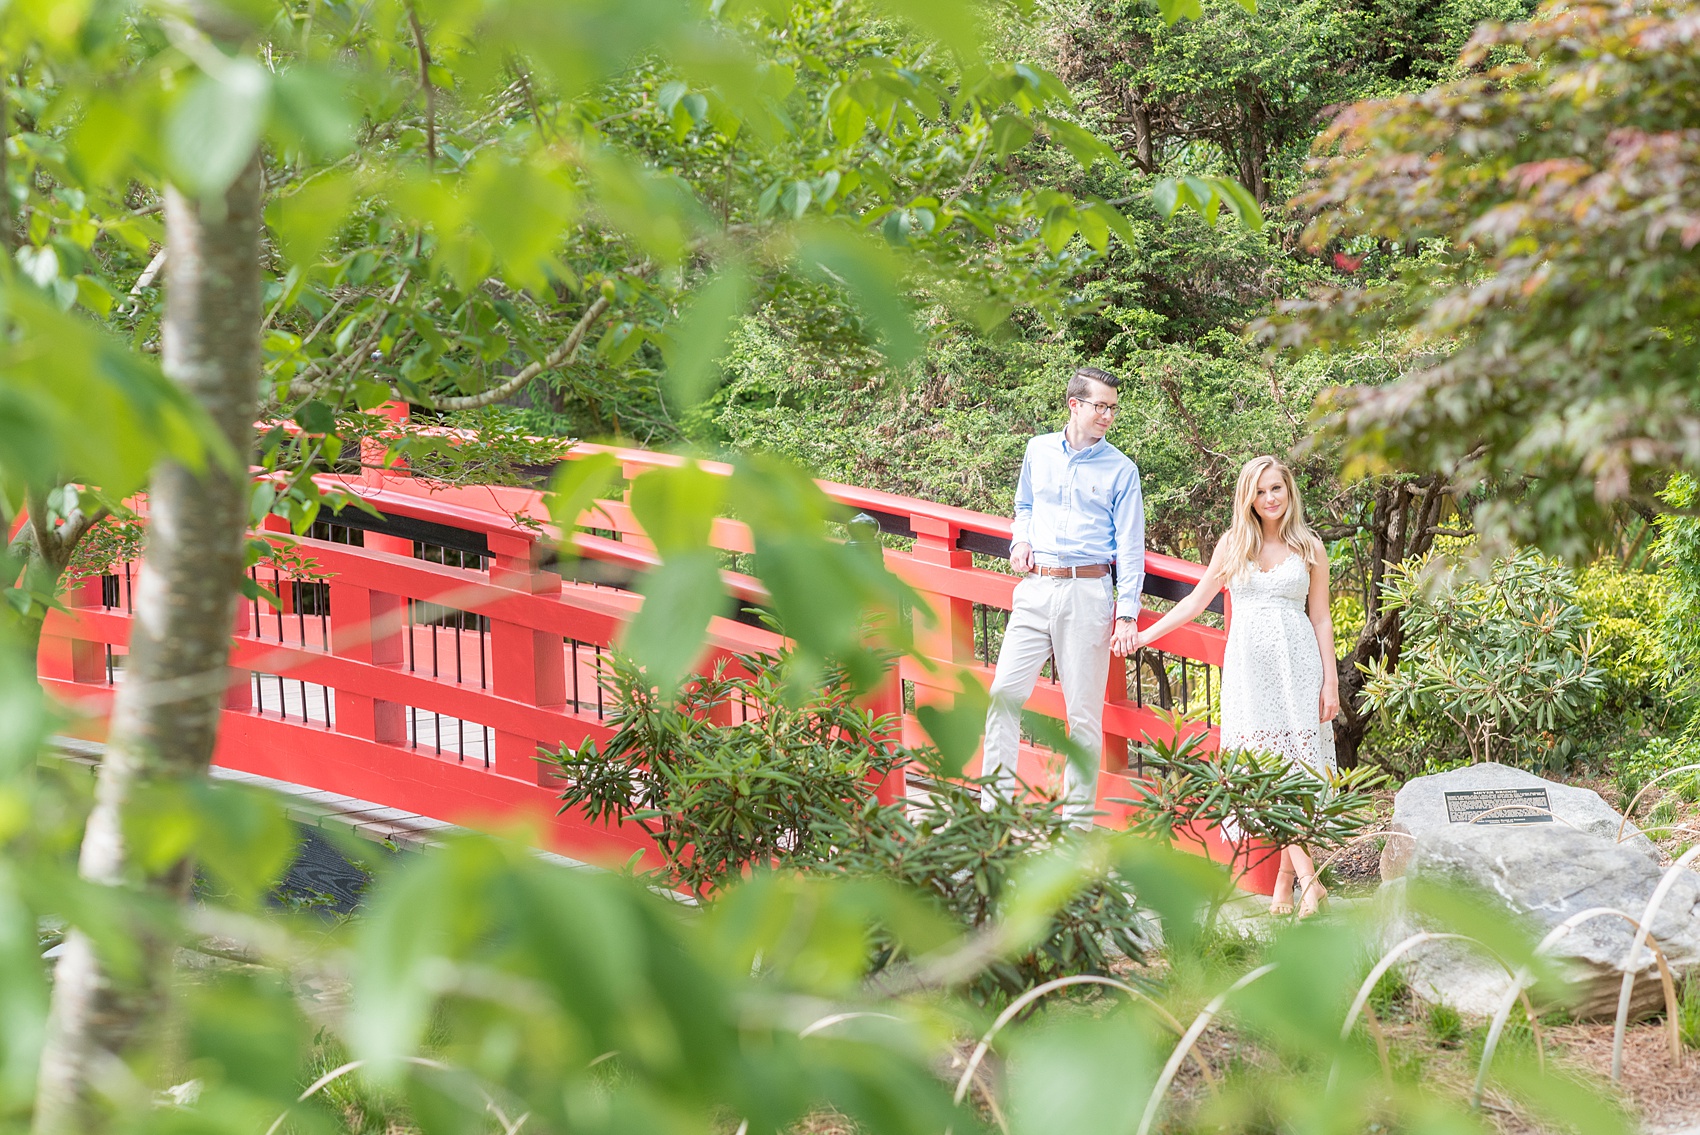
left=981, top=574, right=1114, bottom=825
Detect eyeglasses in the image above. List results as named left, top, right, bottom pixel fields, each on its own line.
left=1075, top=399, right=1119, bottom=417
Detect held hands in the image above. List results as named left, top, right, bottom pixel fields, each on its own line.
left=1111, top=619, right=1140, bottom=657
left=1320, top=684, right=1340, bottom=723
left=1009, top=541, right=1034, bottom=574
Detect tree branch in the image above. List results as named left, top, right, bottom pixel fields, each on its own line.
left=407, top=3, right=437, bottom=172
left=426, top=294, right=610, bottom=411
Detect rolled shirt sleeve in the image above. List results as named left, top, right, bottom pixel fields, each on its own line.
left=1114, top=466, right=1145, bottom=619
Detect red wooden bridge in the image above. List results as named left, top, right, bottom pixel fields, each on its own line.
left=36, top=433, right=1263, bottom=887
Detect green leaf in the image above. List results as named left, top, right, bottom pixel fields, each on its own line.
left=0, top=283, right=218, bottom=495
left=1008, top=1007, right=1155, bottom=1135
left=1087, top=200, right=1135, bottom=246
left=989, top=114, right=1035, bottom=158
left=1111, top=835, right=1233, bottom=954
left=353, top=380, right=393, bottom=411
left=1206, top=174, right=1265, bottom=231
left=271, top=63, right=357, bottom=159
left=1154, top=0, right=1205, bottom=21
left=1040, top=205, right=1077, bottom=254
left=627, top=461, right=727, bottom=557
left=165, top=60, right=271, bottom=199
left=779, top=180, right=814, bottom=219
left=622, top=553, right=724, bottom=698
left=796, top=223, right=923, bottom=366
left=295, top=399, right=335, bottom=434
left=268, top=175, right=357, bottom=269
left=1020, top=709, right=1097, bottom=781
left=72, top=275, right=114, bottom=318
left=663, top=261, right=750, bottom=409
left=1038, top=115, right=1115, bottom=169
left=547, top=452, right=620, bottom=557
left=1181, top=174, right=1223, bottom=225
left=865, top=0, right=983, bottom=58
left=1152, top=176, right=1188, bottom=219
left=1075, top=206, right=1108, bottom=252
left=915, top=671, right=990, bottom=778
left=0, top=864, right=46, bottom=1103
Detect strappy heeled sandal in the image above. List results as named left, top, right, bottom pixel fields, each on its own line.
left=1297, top=874, right=1329, bottom=919
left=1269, top=866, right=1295, bottom=916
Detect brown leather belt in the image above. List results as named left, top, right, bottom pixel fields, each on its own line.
left=1029, top=564, right=1112, bottom=579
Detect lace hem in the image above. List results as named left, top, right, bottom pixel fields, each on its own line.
left=1220, top=726, right=1335, bottom=773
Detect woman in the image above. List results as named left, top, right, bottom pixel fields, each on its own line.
left=1132, top=456, right=1339, bottom=917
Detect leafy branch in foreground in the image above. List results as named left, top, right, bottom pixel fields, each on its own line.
left=551, top=649, right=903, bottom=897
left=812, top=784, right=1157, bottom=1006
left=1117, top=723, right=1386, bottom=862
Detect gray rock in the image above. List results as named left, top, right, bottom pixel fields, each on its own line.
left=1386, top=825, right=1700, bottom=1019
left=1380, top=762, right=1656, bottom=879
left=1377, top=764, right=1697, bottom=1021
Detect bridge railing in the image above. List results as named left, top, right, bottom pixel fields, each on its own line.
left=35, top=437, right=1247, bottom=880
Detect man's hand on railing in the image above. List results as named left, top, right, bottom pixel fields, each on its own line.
left=1009, top=541, right=1034, bottom=574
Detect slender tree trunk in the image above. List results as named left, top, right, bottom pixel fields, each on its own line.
left=1331, top=475, right=1449, bottom=768
left=33, top=155, right=261, bottom=1135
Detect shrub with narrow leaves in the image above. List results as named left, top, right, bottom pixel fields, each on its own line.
left=1363, top=547, right=1603, bottom=769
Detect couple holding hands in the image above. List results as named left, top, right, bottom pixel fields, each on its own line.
left=982, top=366, right=1338, bottom=918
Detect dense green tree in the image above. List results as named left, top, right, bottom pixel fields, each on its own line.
left=1055, top=0, right=1535, bottom=204
left=1271, top=0, right=1700, bottom=559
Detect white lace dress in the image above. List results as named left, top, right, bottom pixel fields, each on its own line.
left=1219, top=551, right=1336, bottom=772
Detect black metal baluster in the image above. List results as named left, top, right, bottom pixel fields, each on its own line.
left=570, top=640, right=580, bottom=711
left=273, top=569, right=285, bottom=641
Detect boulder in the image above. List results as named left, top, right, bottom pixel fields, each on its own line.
left=1380, top=761, right=1656, bottom=879
left=1378, top=764, right=1697, bottom=1020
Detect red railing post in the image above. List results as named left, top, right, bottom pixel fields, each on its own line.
left=1102, top=658, right=1130, bottom=774
left=329, top=583, right=406, bottom=744
left=906, top=515, right=977, bottom=787
left=226, top=602, right=253, bottom=710
left=487, top=529, right=566, bottom=784
left=39, top=575, right=105, bottom=685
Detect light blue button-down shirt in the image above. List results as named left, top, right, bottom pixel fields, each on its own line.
left=1010, top=431, right=1145, bottom=618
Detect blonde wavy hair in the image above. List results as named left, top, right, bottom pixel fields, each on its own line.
left=1218, top=456, right=1325, bottom=581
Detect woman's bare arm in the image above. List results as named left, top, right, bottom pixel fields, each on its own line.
left=1307, top=550, right=1340, bottom=722
left=1134, top=541, right=1229, bottom=649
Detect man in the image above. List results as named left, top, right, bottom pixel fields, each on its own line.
left=982, top=366, right=1144, bottom=825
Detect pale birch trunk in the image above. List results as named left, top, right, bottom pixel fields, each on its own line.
left=32, top=155, right=261, bottom=1135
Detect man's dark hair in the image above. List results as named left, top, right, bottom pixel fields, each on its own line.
left=1067, top=366, right=1120, bottom=402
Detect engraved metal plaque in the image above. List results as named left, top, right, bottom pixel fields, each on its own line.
left=1443, top=787, right=1553, bottom=825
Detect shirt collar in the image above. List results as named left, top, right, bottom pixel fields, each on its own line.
left=1060, top=432, right=1105, bottom=459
